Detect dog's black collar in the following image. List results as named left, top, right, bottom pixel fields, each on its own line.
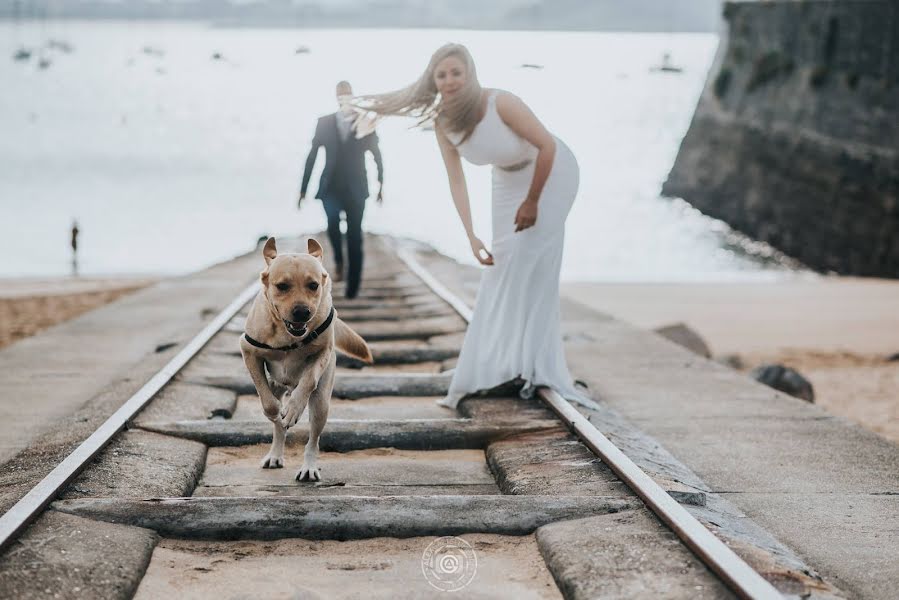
left=244, top=307, right=335, bottom=352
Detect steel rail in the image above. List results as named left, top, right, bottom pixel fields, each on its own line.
left=0, top=280, right=261, bottom=552
left=394, top=242, right=782, bottom=600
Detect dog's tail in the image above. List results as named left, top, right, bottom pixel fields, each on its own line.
left=334, top=318, right=373, bottom=363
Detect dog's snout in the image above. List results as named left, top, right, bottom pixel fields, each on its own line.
left=291, top=305, right=312, bottom=322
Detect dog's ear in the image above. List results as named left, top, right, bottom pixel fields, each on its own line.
left=263, top=237, right=277, bottom=265
left=307, top=238, right=323, bottom=261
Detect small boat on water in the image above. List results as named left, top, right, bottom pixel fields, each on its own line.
left=13, top=47, right=31, bottom=62
left=295, top=45, right=311, bottom=54
left=142, top=46, right=165, bottom=58
left=520, top=63, right=544, bottom=70
left=650, top=53, right=683, bottom=74
left=47, top=39, right=74, bottom=53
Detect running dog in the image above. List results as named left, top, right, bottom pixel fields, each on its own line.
left=240, top=237, right=372, bottom=481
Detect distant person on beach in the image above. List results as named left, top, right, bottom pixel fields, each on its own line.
left=70, top=219, right=79, bottom=277
left=299, top=80, right=384, bottom=299
left=357, top=43, right=595, bottom=409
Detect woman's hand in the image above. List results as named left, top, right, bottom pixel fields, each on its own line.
left=469, top=236, right=495, bottom=266
left=514, top=199, right=538, bottom=232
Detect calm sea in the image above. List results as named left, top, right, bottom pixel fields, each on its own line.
left=1, top=22, right=801, bottom=281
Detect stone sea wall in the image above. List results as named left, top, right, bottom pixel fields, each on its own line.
left=663, top=0, right=898, bottom=277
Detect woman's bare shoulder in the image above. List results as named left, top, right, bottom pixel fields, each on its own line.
left=493, top=90, right=532, bottom=125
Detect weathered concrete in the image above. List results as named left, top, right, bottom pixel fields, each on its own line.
left=488, top=429, right=705, bottom=506
left=336, top=373, right=452, bottom=398
left=536, top=510, right=735, bottom=600
left=0, top=376, right=215, bottom=515
left=349, top=316, right=466, bottom=341
left=133, top=381, right=237, bottom=423
left=135, top=535, right=560, bottom=600
left=232, top=395, right=455, bottom=421
left=177, top=353, right=246, bottom=388
left=0, top=251, right=258, bottom=465
left=412, top=242, right=852, bottom=598
left=334, top=283, right=430, bottom=296
left=336, top=305, right=453, bottom=322
left=61, top=430, right=206, bottom=500
left=201, top=329, right=243, bottom=356
left=182, top=370, right=452, bottom=398
left=711, top=492, right=898, bottom=598
left=561, top=307, right=893, bottom=598
left=338, top=361, right=444, bottom=375
left=488, top=428, right=623, bottom=495
left=466, top=397, right=708, bottom=505
left=334, top=294, right=439, bottom=310
left=196, top=446, right=499, bottom=496
left=138, top=418, right=559, bottom=450
left=53, top=495, right=640, bottom=540
left=0, top=511, right=157, bottom=600
left=339, top=342, right=460, bottom=367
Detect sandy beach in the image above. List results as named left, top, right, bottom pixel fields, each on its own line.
left=0, top=277, right=156, bottom=349
left=563, top=278, right=899, bottom=444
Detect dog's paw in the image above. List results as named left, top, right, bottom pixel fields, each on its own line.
left=260, top=453, right=284, bottom=469
left=295, top=463, right=321, bottom=482
left=279, top=405, right=302, bottom=429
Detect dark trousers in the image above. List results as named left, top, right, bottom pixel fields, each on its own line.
left=322, top=191, right=365, bottom=298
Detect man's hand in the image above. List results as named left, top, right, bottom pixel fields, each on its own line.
left=376, top=184, right=384, bottom=205
left=298, top=192, right=305, bottom=208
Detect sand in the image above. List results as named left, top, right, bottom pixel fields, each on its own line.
left=0, top=277, right=155, bottom=349
left=563, top=278, right=899, bottom=444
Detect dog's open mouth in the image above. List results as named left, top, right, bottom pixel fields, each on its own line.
left=283, top=319, right=308, bottom=338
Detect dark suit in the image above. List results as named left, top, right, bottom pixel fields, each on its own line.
left=301, top=112, right=383, bottom=298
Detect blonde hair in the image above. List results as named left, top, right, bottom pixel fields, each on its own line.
left=354, top=43, right=483, bottom=144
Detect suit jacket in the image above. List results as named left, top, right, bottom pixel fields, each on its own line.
left=300, top=112, right=383, bottom=203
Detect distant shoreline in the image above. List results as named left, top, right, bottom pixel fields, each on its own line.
left=0, top=18, right=718, bottom=34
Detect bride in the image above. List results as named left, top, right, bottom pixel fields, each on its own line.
left=358, top=43, right=596, bottom=409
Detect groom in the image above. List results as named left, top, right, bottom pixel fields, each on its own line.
left=299, top=80, right=384, bottom=299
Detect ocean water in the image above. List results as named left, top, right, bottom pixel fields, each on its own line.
left=1, top=22, right=801, bottom=281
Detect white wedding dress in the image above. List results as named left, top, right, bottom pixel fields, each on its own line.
left=439, top=90, right=597, bottom=410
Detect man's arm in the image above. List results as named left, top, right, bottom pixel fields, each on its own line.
left=365, top=131, right=384, bottom=202
left=300, top=119, right=324, bottom=202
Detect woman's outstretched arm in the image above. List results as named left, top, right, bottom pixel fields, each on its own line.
left=436, top=127, right=494, bottom=265
left=495, top=92, right=556, bottom=232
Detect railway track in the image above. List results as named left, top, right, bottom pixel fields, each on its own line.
left=0, top=236, right=787, bottom=599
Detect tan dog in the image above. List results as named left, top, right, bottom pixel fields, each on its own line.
left=240, top=237, right=372, bottom=481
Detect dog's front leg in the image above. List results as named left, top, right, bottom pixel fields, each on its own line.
left=279, top=351, right=328, bottom=429
left=297, top=356, right=335, bottom=483
left=241, top=350, right=281, bottom=422
left=261, top=421, right=287, bottom=469
left=241, top=349, right=287, bottom=468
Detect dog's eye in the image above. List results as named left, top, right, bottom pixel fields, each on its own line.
left=275, top=283, right=290, bottom=292
left=307, top=281, right=319, bottom=291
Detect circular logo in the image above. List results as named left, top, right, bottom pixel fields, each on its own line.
left=421, top=536, right=478, bottom=592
